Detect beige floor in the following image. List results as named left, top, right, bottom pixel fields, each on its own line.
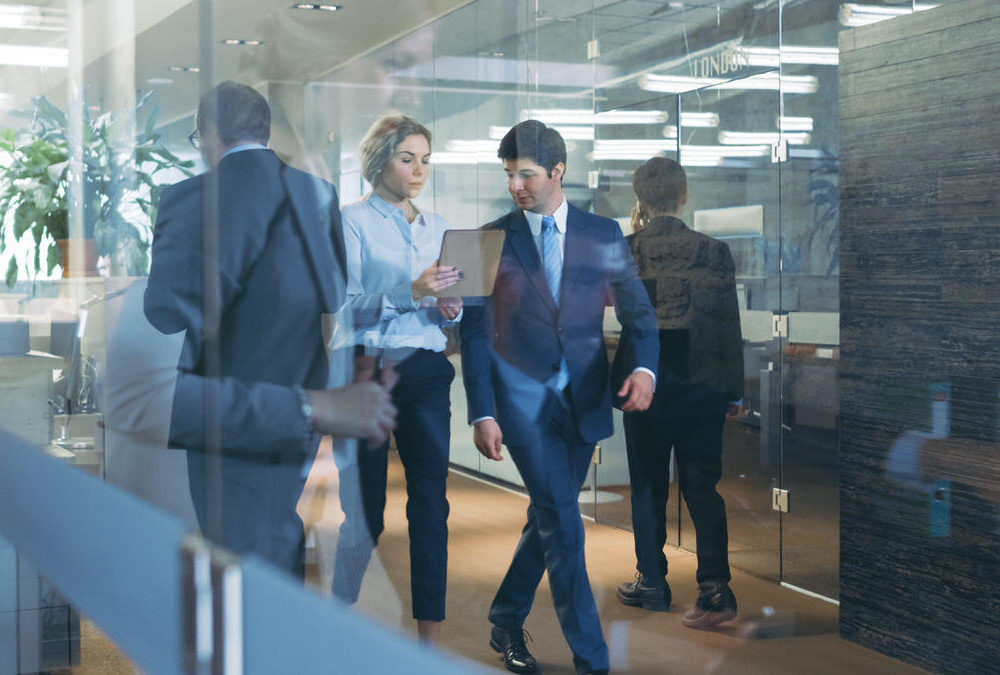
left=302, top=445, right=926, bottom=675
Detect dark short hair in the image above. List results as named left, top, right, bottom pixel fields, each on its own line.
left=497, top=120, right=566, bottom=177
left=359, top=112, right=432, bottom=186
left=197, top=81, right=270, bottom=145
left=633, top=156, right=687, bottom=214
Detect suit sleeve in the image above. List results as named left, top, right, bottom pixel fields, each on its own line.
left=609, top=225, right=659, bottom=378
left=459, top=296, right=495, bottom=424
left=718, top=242, right=744, bottom=402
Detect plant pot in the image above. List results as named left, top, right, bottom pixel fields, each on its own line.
left=56, top=238, right=98, bottom=277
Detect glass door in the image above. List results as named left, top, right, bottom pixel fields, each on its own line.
left=674, top=73, right=784, bottom=583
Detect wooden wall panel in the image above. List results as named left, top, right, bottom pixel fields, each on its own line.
left=839, top=1, right=1000, bottom=672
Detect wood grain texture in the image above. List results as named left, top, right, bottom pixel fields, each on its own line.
left=839, top=1, right=1000, bottom=672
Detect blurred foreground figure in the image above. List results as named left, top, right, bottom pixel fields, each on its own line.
left=144, top=81, right=395, bottom=576
left=614, top=156, right=744, bottom=629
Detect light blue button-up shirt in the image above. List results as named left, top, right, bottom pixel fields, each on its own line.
left=341, top=192, right=458, bottom=354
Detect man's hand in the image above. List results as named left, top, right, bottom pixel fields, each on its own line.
left=353, top=355, right=399, bottom=391
left=725, top=403, right=744, bottom=421
left=437, top=296, right=463, bottom=320
left=473, top=418, right=504, bottom=461
left=411, top=260, right=462, bottom=300
left=618, top=371, right=654, bottom=412
left=307, top=383, right=397, bottom=445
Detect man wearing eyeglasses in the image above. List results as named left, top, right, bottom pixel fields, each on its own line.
left=145, top=81, right=397, bottom=576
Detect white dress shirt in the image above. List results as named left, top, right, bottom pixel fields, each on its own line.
left=341, top=192, right=458, bottom=354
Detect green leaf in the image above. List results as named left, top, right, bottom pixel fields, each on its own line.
left=32, top=96, right=67, bottom=128
left=5, top=256, right=17, bottom=287
left=13, top=201, right=36, bottom=239
left=46, top=240, right=60, bottom=274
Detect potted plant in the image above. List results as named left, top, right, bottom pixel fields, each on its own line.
left=0, top=94, right=195, bottom=287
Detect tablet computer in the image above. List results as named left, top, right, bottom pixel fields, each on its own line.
left=437, top=229, right=506, bottom=297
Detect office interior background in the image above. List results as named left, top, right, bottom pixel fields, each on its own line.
left=0, top=0, right=997, bottom=672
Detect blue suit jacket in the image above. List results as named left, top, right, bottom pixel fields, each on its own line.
left=460, top=204, right=658, bottom=445
left=144, top=149, right=346, bottom=459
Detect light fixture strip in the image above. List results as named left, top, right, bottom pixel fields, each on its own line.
left=521, top=108, right=668, bottom=125
left=291, top=4, right=342, bottom=12
left=0, top=44, right=68, bottom=68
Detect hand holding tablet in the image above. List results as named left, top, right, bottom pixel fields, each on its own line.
left=435, top=229, right=506, bottom=297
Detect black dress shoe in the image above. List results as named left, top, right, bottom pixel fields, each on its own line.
left=489, top=625, right=537, bottom=673
left=682, top=580, right=737, bottom=629
left=616, top=572, right=671, bottom=611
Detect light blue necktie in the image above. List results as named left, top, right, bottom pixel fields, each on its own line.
left=541, top=214, right=561, bottom=305
left=541, top=214, right=570, bottom=390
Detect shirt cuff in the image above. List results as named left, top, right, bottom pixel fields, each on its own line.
left=470, top=416, right=495, bottom=426
left=632, top=367, right=656, bottom=390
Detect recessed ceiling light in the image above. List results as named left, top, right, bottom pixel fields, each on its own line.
left=291, top=3, right=341, bottom=11
left=147, top=77, right=174, bottom=85
left=222, top=39, right=264, bottom=46
left=167, top=65, right=200, bottom=73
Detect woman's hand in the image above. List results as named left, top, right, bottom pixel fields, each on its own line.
left=437, top=297, right=463, bottom=320
left=411, top=260, right=461, bottom=300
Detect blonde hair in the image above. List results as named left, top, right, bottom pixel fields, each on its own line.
left=359, top=112, right=432, bottom=187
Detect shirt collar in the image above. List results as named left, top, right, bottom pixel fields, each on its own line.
left=221, top=143, right=267, bottom=159
left=524, top=196, right=568, bottom=237
left=367, top=191, right=424, bottom=226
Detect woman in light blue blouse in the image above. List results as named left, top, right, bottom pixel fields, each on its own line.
left=333, top=113, right=461, bottom=644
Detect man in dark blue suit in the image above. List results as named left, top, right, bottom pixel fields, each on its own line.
left=145, top=82, right=396, bottom=577
left=460, top=120, right=659, bottom=674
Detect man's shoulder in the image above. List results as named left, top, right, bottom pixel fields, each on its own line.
left=481, top=210, right=517, bottom=231
left=567, top=203, right=623, bottom=240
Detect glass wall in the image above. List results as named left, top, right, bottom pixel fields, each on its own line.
left=0, top=0, right=974, bottom=671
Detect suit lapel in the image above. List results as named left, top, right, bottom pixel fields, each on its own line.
left=506, top=210, right=558, bottom=314
left=279, top=162, right=343, bottom=313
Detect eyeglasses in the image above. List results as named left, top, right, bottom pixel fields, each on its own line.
left=188, top=130, right=200, bottom=150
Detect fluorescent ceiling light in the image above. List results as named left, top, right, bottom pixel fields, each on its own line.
left=521, top=108, right=667, bottom=125
left=167, top=65, right=200, bottom=73
left=718, top=131, right=811, bottom=145
left=222, top=39, right=264, bottom=46
left=147, top=77, right=174, bottom=85
left=736, top=45, right=839, bottom=67
left=489, top=125, right=595, bottom=141
left=429, top=151, right=499, bottom=165
left=592, top=141, right=769, bottom=162
left=291, top=3, right=342, bottom=10
left=680, top=112, right=719, bottom=128
left=779, top=116, right=813, bottom=131
left=714, top=72, right=818, bottom=94
left=0, top=5, right=67, bottom=32
left=0, top=44, right=67, bottom=67
left=445, top=140, right=498, bottom=153
left=682, top=144, right=770, bottom=158
left=641, top=71, right=817, bottom=94
left=639, top=73, right=722, bottom=93
left=592, top=139, right=676, bottom=161
left=839, top=3, right=938, bottom=27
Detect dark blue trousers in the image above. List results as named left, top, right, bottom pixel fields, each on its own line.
left=489, top=389, right=609, bottom=674
left=187, top=442, right=317, bottom=578
left=332, top=349, right=453, bottom=621
left=623, top=382, right=731, bottom=584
